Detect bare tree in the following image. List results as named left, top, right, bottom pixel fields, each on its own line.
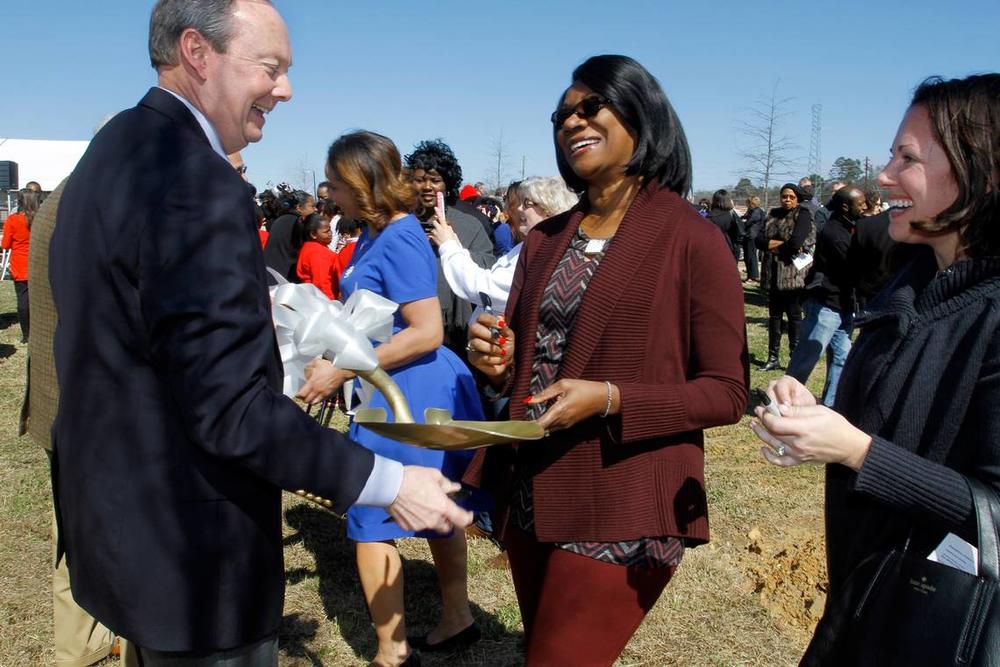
left=486, top=131, right=515, bottom=192
left=736, top=81, right=799, bottom=208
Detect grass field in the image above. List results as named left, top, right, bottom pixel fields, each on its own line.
left=0, top=276, right=830, bottom=666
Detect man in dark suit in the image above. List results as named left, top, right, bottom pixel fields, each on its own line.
left=49, top=1, right=470, bottom=663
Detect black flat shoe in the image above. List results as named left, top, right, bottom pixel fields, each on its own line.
left=408, top=623, right=481, bottom=653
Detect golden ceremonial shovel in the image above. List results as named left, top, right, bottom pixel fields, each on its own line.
left=353, top=367, right=545, bottom=450
left=268, top=282, right=543, bottom=509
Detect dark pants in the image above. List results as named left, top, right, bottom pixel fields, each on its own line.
left=14, top=280, right=28, bottom=342
left=504, top=525, right=674, bottom=666
left=134, top=637, right=278, bottom=666
left=767, top=289, right=803, bottom=358
left=742, top=238, right=760, bottom=280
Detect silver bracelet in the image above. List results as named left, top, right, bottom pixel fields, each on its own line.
left=601, top=381, right=613, bottom=418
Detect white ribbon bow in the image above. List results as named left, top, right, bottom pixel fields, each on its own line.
left=268, top=270, right=397, bottom=397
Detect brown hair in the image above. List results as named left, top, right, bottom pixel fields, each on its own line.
left=16, top=189, right=42, bottom=229
left=909, top=74, right=1000, bottom=257
left=747, top=195, right=761, bottom=208
left=326, top=131, right=416, bottom=229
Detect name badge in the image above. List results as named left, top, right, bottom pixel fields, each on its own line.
left=584, top=239, right=606, bottom=255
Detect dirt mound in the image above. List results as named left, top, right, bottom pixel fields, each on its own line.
left=742, top=527, right=828, bottom=635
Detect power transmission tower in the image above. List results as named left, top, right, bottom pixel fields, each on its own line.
left=808, top=104, right=822, bottom=195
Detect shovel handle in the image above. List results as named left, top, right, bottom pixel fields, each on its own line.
left=356, top=367, right=415, bottom=423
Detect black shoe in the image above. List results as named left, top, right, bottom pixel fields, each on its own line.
left=400, top=650, right=421, bottom=666
left=408, top=623, right=481, bottom=653
left=761, top=356, right=781, bottom=371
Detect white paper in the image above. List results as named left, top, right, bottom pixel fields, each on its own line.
left=792, top=252, right=813, bottom=271
left=927, top=532, right=978, bottom=575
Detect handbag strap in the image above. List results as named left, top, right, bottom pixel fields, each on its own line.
left=967, top=477, right=1000, bottom=580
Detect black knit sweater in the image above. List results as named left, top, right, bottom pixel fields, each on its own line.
left=825, top=248, right=1000, bottom=595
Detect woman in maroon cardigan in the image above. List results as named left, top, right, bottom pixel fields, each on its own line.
left=466, top=54, right=748, bottom=665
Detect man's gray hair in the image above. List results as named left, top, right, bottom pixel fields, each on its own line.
left=148, top=0, right=240, bottom=69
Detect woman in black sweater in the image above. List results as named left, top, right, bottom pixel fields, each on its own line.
left=742, top=195, right=766, bottom=282
left=752, top=73, right=1000, bottom=664
left=705, top=188, right=743, bottom=261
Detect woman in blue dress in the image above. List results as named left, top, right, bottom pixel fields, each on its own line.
left=300, top=131, right=484, bottom=666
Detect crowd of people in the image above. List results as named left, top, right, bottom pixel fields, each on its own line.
left=4, top=1, right=998, bottom=666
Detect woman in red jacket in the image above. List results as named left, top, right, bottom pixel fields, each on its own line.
left=466, top=55, right=748, bottom=665
left=2, top=189, right=40, bottom=343
left=295, top=213, right=340, bottom=299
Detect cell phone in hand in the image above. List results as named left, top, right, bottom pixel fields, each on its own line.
left=751, top=388, right=782, bottom=417
left=435, top=191, right=446, bottom=219
left=764, top=396, right=782, bottom=417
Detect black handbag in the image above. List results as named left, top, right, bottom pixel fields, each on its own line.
left=803, top=478, right=1000, bottom=666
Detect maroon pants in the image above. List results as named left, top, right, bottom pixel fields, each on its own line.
left=504, top=525, right=675, bottom=666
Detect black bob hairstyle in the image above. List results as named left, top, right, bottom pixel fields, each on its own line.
left=553, top=54, right=692, bottom=196
left=404, top=139, right=464, bottom=206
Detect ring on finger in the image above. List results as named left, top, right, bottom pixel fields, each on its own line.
left=465, top=342, right=476, bottom=353
left=776, top=444, right=786, bottom=457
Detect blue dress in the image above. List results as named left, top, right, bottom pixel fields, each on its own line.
left=340, top=214, right=486, bottom=541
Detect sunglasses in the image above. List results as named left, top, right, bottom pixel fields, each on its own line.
left=550, top=95, right=611, bottom=129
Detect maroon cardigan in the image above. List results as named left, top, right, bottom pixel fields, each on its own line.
left=466, top=183, right=748, bottom=545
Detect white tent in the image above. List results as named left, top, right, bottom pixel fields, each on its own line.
left=0, top=138, right=90, bottom=191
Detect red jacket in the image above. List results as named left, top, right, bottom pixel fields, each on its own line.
left=467, top=184, right=748, bottom=544
left=1, top=212, right=31, bottom=281
left=296, top=240, right=340, bottom=299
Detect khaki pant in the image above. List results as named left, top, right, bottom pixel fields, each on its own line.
left=51, top=504, right=116, bottom=667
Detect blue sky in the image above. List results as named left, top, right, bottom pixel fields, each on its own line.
left=6, top=0, right=999, bottom=193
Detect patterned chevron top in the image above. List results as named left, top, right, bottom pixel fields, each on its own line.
left=514, top=226, right=684, bottom=569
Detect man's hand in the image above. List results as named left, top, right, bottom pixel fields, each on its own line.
left=387, top=466, right=473, bottom=533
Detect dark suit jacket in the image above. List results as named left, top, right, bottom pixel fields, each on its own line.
left=49, top=88, right=375, bottom=651
left=468, top=184, right=748, bottom=544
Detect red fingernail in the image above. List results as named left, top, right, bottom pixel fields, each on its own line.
left=500, top=349, right=506, bottom=356
left=498, top=336, right=507, bottom=345
left=497, top=318, right=506, bottom=328
left=523, top=396, right=533, bottom=404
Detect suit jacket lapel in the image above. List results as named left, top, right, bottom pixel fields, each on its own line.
left=557, top=184, right=678, bottom=381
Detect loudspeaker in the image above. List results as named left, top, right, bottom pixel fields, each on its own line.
left=0, top=161, right=18, bottom=190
